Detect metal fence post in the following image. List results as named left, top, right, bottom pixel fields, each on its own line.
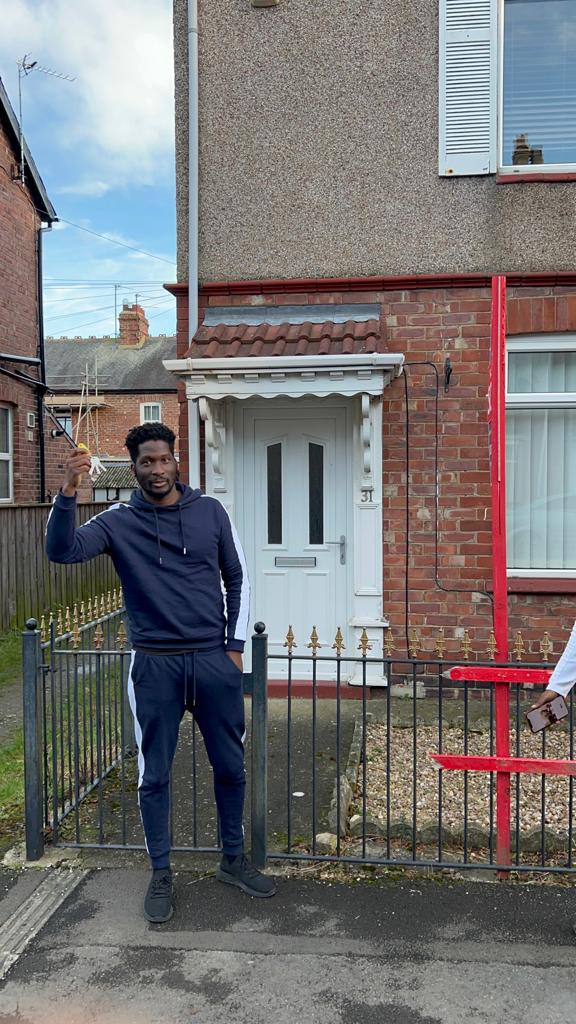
left=22, top=618, right=44, bottom=860
left=250, top=622, right=268, bottom=869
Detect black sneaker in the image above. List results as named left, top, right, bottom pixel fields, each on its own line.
left=216, top=854, right=276, bottom=898
left=144, top=868, right=174, bottom=923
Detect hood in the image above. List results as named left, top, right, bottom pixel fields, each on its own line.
left=129, top=482, right=203, bottom=564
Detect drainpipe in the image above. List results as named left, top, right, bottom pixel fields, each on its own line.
left=188, top=0, right=199, bottom=341
left=37, top=226, right=48, bottom=503
left=187, top=0, right=201, bottom=488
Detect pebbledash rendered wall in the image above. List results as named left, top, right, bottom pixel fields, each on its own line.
left=173, top=0, right=576, bottom=284
left=170, top=279, right=576, bottom=662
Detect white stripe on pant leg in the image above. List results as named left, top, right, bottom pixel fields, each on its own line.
left=126, top=649, right=149, bottom=854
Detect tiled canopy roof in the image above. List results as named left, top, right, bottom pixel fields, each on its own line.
left=186, top=319, right=383, bottom=359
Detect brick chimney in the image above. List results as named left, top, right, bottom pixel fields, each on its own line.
left=118, top=303, right=149, bottom=346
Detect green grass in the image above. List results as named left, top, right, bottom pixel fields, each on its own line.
left=0, top=631, right=22, bottom=689
left=0, top=728, right=25, bottom=852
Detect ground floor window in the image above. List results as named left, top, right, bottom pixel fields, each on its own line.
left=506, top=336, right=576, bottom=573
left=0, top=405, right=13, bottom=502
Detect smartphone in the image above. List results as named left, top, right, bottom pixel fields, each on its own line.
left=526, top=694, right=569, bottom=734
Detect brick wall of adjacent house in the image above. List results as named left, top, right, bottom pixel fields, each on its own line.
left=64, top=392, right=180, bottom=459
left=0, top=113, right=43, bottom=503
left=174, top=282, right=576, bottom=663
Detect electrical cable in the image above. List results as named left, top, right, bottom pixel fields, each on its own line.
left=39, top=216, right=176, bottom=266
left=402, top=361, right=494, bottom=656
left=52, top=297, right=174, bottom=335
left=45, top=294, right=167, bottom=321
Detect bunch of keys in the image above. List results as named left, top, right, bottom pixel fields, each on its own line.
left=77, top=443, right=106, bottom=481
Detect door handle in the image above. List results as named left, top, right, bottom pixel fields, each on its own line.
left=326, top=535, right=346, bottom=565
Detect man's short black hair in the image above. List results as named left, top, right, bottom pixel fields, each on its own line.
left=125, top=423, right=176, bottom=463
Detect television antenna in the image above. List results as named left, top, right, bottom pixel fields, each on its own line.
left=16, top=55, right=76, bottom=187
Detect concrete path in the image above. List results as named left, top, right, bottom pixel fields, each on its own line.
left=0, top=866, right=575, bottom=1023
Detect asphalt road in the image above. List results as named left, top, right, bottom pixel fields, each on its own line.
left=0, top=867, right=575, bottom=1024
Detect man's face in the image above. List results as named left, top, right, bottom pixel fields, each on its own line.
left=132, top=440, right=178, bottom=502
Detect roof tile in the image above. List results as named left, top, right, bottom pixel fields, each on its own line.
left=187, top=318, right=384, bottom=360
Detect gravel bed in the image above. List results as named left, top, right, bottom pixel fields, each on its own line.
left=363, top=718, right=576, bottom=840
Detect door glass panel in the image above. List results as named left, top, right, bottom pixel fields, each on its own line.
left=267, top=443, right=282, bottom=544
left=309, top=443, right=324, bottom=544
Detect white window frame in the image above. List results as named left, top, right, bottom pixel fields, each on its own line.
left=498, top=0, right=576, bottom=176
left=439, top=0, right=576, bottom=177
left=506, top=335, right=576, bottom=578
left=140, top=401, right=162, bottom=424
left=0, top=404, right=13, bottom=504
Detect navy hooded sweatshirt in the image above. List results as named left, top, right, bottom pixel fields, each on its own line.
left=45, top=484, right=249, bottom=652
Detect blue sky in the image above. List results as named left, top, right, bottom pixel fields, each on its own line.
left=1, top=0, right=177, bottom=338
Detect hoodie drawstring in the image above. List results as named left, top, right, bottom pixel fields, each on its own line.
left=178, top=504, right=187, bottom=555
left=153, top=508, right=163, bottom=565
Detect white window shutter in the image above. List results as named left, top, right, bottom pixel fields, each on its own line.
left=438, top=0, right=497, bottom=176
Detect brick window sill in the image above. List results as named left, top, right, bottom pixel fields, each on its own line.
left=507, top=577, right=576, bottom=594
left=497, top=172, right=576, bottom=184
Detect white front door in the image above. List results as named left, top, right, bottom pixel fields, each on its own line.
left=238, top=402, right=351, bottom=676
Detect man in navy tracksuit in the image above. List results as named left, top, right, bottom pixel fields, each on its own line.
left=46, top=422, right=276, bottom=922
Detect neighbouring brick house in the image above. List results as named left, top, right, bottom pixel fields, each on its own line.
left=166, top=0, right=576, bottom=679
left=45, top=303, right=178, bottom=498
left=0, top=76, right=78, bottom=504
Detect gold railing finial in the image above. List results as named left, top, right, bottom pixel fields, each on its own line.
left=513, top=630, right=525, bottom=661
left=283, top=625, right=297, bottom=654
left=486, top=629, right=497, bottom=661
left=40, top=615, right=46, bottom=643
left=332, top=627, right=345, bottom=657
left=65, top=606, right=71, bottom=634
left=100, top=594, right=106, bottom=619
left=460, top=629, right=472, bottom=660
left=72, top=605, right=81, bottom=649
left=358, top=628, right=372, bottom=658
left=384, top=627, right=394, bottom=657
left=107, top=590, right=112, bottom=614
left=112, top=587, right=118, bottom=610
left=540, top=631, right=552, bottom=662
left=116, top=620, right=127, bottom=652
left=87, top=598, right=93, bottom=622
left=80, top=601, right=86, bottom=626
left=307, top=626, right=322, bottom=656
left=56, top=608, right=64, bottom=638
left=434, top=627, right=446, bottom=660
left=94, top=622, right=104, bottom=650
left=408, top=626, right=421, bottom=660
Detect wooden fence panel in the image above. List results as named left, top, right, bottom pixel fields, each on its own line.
left=0, top=503, right=119, bottom=632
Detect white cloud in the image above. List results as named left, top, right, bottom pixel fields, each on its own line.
left=1, top=0, right=174, bottom=187
left=56, top=180, right=112, bottom=197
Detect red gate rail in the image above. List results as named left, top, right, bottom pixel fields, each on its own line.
left=429, top=665, right=576, bottom=870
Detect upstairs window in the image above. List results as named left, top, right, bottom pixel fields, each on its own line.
left=439, top=0, right=576, bottom=176
left=502, top=0, right=576, bottom=172
left=140, top=402, right=162, bottom=424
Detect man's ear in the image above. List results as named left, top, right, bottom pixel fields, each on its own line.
left=131, top=463, right=136, bottom=477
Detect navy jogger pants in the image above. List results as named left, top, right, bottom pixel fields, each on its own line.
left=127, top=646, right=246, bottom=869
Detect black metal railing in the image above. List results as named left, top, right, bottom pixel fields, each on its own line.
left=22, top=621, right=576, bottom=876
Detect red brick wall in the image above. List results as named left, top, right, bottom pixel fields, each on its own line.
left=65, top=392, right=180, bottom=459
left=173, top=281, right=576, bottom=662
left=0, top=115, right=43, bottom=503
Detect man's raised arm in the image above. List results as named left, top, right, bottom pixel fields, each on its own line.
left=46, top=449, right=110, bottom=564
